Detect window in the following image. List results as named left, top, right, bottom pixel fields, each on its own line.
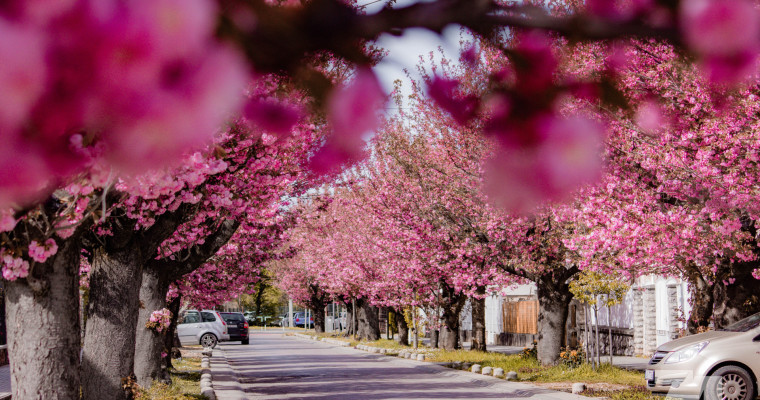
left=201, top=312, right=216, bottom=322
left=222, top=314, right=245, bottom=323
left=181, top=312, right=200, bottom=324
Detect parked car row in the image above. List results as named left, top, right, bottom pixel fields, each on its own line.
left=177, top=310, right=249, bottom=348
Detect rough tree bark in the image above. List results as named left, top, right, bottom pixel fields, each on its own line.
left=535, top=267, right=576, bottom=366
left=470, top=286, right=487, bottom=352
left=395, top=308, right=409, bottom=346
left=82, top=207, right=190, bottom=400
left=5, top=227, right=86, bottom=400
left=164, top=294, right=182, bottom=369
left=344, top=300, right=354, bottom=337
left=134, top=220, right=239, bottom=388
left=439, top=287, right=467, bottom=351
left=253, top=280, right=267, bottom=315
left=356, top=298, right=380, bottom=341
left=712, top=260, right=760, bottom=329
left=82, top=247, right=144, bottom=399
left=134, top=265, right=171, bottom=387
left=430, top=330, right=439, bottom=348
left=308, top=283, right=327, bottom=333
left=685, top=266, right=714, bottom=333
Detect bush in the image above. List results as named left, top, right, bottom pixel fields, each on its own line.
left=520, top=341, right=537, bottom=360
left=559, top=347, right=584, bottom=368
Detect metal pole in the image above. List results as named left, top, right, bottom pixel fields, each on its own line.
left=584, top=303, right=590, bottom=365
left=288, top=298, right=294, bottom=330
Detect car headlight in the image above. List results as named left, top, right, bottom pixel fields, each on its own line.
left=664, top=341, right=709, bottom=364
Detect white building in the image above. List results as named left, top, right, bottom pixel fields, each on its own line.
left=464, top=275, right=691, bottom=356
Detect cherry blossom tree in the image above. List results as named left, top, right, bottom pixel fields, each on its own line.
left=4, top=0, right=760, bottom=394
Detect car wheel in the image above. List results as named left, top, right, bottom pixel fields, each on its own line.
left=704, top=365, right=756, bottom=400
left=200, top=333, right=218, bottom=348
left=241, top=338, right=249, bottom=345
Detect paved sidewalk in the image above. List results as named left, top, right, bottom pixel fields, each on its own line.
left=212, top=332, right=591, bottom=400
left=0, top=363, right=10, bottom=399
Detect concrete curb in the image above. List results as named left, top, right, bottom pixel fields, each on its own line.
left=208, top=346, right=247, bottom=400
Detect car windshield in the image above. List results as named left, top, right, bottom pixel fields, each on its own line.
left=720, top=312, right=760, bottom=332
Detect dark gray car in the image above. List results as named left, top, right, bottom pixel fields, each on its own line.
left=220, top=312, right=249, bottom=344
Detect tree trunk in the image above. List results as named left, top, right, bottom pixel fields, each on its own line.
left=345, top=301, right=355, bottom=337
left=356, top=299, right=380, bottom=341
left=309, top=285, right=327, bottom=333
left=470, top=286, right=487, bottom=352
left=686, top=270, right=714, bottom=333
left=439, top=293, right=466, bottom=350
left=535, top=268, right=574, bottom=366
left=430, top=330, right=439, bottom=348
left=313, top=307, right=326, bottom=333
left=5, top=234, right=82, bottom=399
left=164, top=294, right=182, bottom=369
left=395, top=309, right=409, bottom=346
left=712, top=260, right=760, bottom=329
left=137, top=218, right=239, bottom=383
left=82, top=248, right=143, bottom=400
left=134, top=265, right=171, bottom=388
left=254, top=281, right=266, bottom=315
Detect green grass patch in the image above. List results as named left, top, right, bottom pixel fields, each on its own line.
left=581, top=385, right=675, bottom=400
left=426, top=349, right=644, bottom=386
left=363, top=338, right=412, bottom=351
left=137, top=357, right=204, bottom=400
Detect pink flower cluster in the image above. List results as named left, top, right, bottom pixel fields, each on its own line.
left=2, top=254, right=30, bottom=281
left=429, top=33, right=604, bottom=213
left=680, top=0, right=760, bottom=84
left=308, top=68, right=386, bottom=175
left=28, top=238, right=58, bottom=263
left=0, top=209, right=15, bottom=232
left=0, top=0, right=248, bottom=207
left=146, top=308, right=172, bottom=333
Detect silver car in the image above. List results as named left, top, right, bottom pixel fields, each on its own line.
left=645, top=312, right=760, bottom=400
left=177, top=309, right=230, bottom=348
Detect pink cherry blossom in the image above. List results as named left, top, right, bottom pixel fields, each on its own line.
left=0, top=18, right=47, bottom=130
left=328, top=68, right=385, bottom=138
left=146, top=308, right=172, bottom=333
left=28, top=238, right=58, bottom=263
left=427, top=76, right=479, bottom=124
left=2, top=255, right=30, bottom=281
left=244, top=98, right=303, bottom=137
left=308, top=68, right=385, bottom=174
left=0, top=209, right=16, bottom=232
left=680, top=0, right=760, bottom=83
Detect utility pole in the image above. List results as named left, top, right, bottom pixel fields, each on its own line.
left=288, top=298, right=294, bottom=329
left=413, top=287, right=419, bottom=350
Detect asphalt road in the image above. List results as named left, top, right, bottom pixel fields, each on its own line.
left=210, top=331, right=588, bottom=400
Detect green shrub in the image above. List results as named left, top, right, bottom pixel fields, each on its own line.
left=520, top=340, right=537, bottom=360
left=559, top=347, right=584, bottom=368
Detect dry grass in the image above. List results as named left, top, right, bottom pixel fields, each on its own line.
left=136, top=357, right=204, bottom=400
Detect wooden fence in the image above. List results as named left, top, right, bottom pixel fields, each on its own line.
left=502, top=300, right=538, bottom=334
